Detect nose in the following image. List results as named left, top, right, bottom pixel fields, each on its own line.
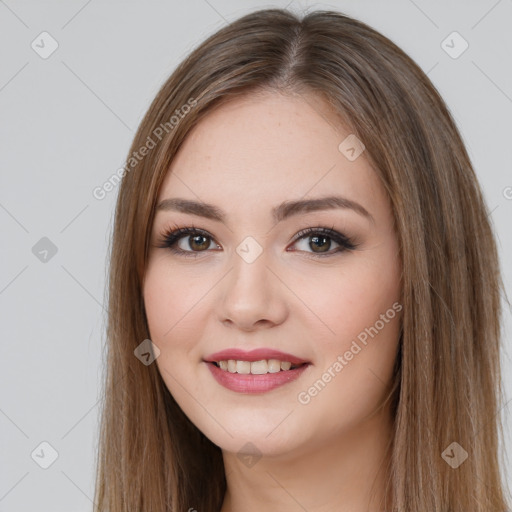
left=217, top=249, right=289, bottom=331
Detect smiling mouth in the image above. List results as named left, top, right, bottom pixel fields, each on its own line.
left=205, top=358, right=311, bottom=393
left=210, top=359, right=308, bottom=375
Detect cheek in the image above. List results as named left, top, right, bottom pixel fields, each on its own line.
left=143, top=260, right=209, bottom=403
left=143, top=271, right=175, bottom=340
left=143, top=258, right=210, bottom=341
left=294, top=253, right=401, bottom=353
left=292, top=269, right=400, bottom=434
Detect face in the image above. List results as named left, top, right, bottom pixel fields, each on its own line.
left=143, top=91, right=402, bottom=457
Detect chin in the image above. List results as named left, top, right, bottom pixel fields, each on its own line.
left=196, top=413, right=307, bottom=458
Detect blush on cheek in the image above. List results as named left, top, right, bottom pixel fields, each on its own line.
left=320, top=292, right=400, bottom=363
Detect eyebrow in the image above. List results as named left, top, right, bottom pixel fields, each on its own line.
left=156, top=195, right=373, bottom=223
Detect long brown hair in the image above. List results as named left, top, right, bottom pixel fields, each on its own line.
left=93, top=8, right=510, bottom=511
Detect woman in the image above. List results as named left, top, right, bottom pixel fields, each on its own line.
left=93, top=8, right=510, bottom=511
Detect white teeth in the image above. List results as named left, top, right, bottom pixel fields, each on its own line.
left=267, top=359, right=281, bottom=373
left=236, top=360, right=251, bottom=374
left=250, top=360, right=268, bottom=375
left=216, top=359, right=302, bottom=374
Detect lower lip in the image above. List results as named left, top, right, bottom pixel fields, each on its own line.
left=205, top=361, right=311, bottom=393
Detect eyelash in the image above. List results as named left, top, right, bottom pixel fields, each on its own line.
left=155, top=223, right=357, bottom=259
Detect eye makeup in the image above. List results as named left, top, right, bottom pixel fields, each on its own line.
left=154, top=222, right=358, bottom=259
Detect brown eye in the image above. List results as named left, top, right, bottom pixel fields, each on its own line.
left=186, top=234, right=212, bottom=251
left=156, top=226, right=220, bottom=257
left=290, top=227, right=357, bottom=257
left=309, top=235, right=332, bottom=253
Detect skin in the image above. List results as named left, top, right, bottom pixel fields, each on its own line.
left=143, top=90, right=402, bottom=512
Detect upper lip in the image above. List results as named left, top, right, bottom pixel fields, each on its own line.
left=203, top=348, right=309, bottom=365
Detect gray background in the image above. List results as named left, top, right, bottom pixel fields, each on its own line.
left=1, top=0, right=511, bottom=510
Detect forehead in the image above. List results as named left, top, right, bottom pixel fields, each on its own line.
left=157, top=91, right=383, bottom=216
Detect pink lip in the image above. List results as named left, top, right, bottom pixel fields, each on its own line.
left=205, top=360, right=311, bottom=394
left=203, top=348, right=309, bottom=365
